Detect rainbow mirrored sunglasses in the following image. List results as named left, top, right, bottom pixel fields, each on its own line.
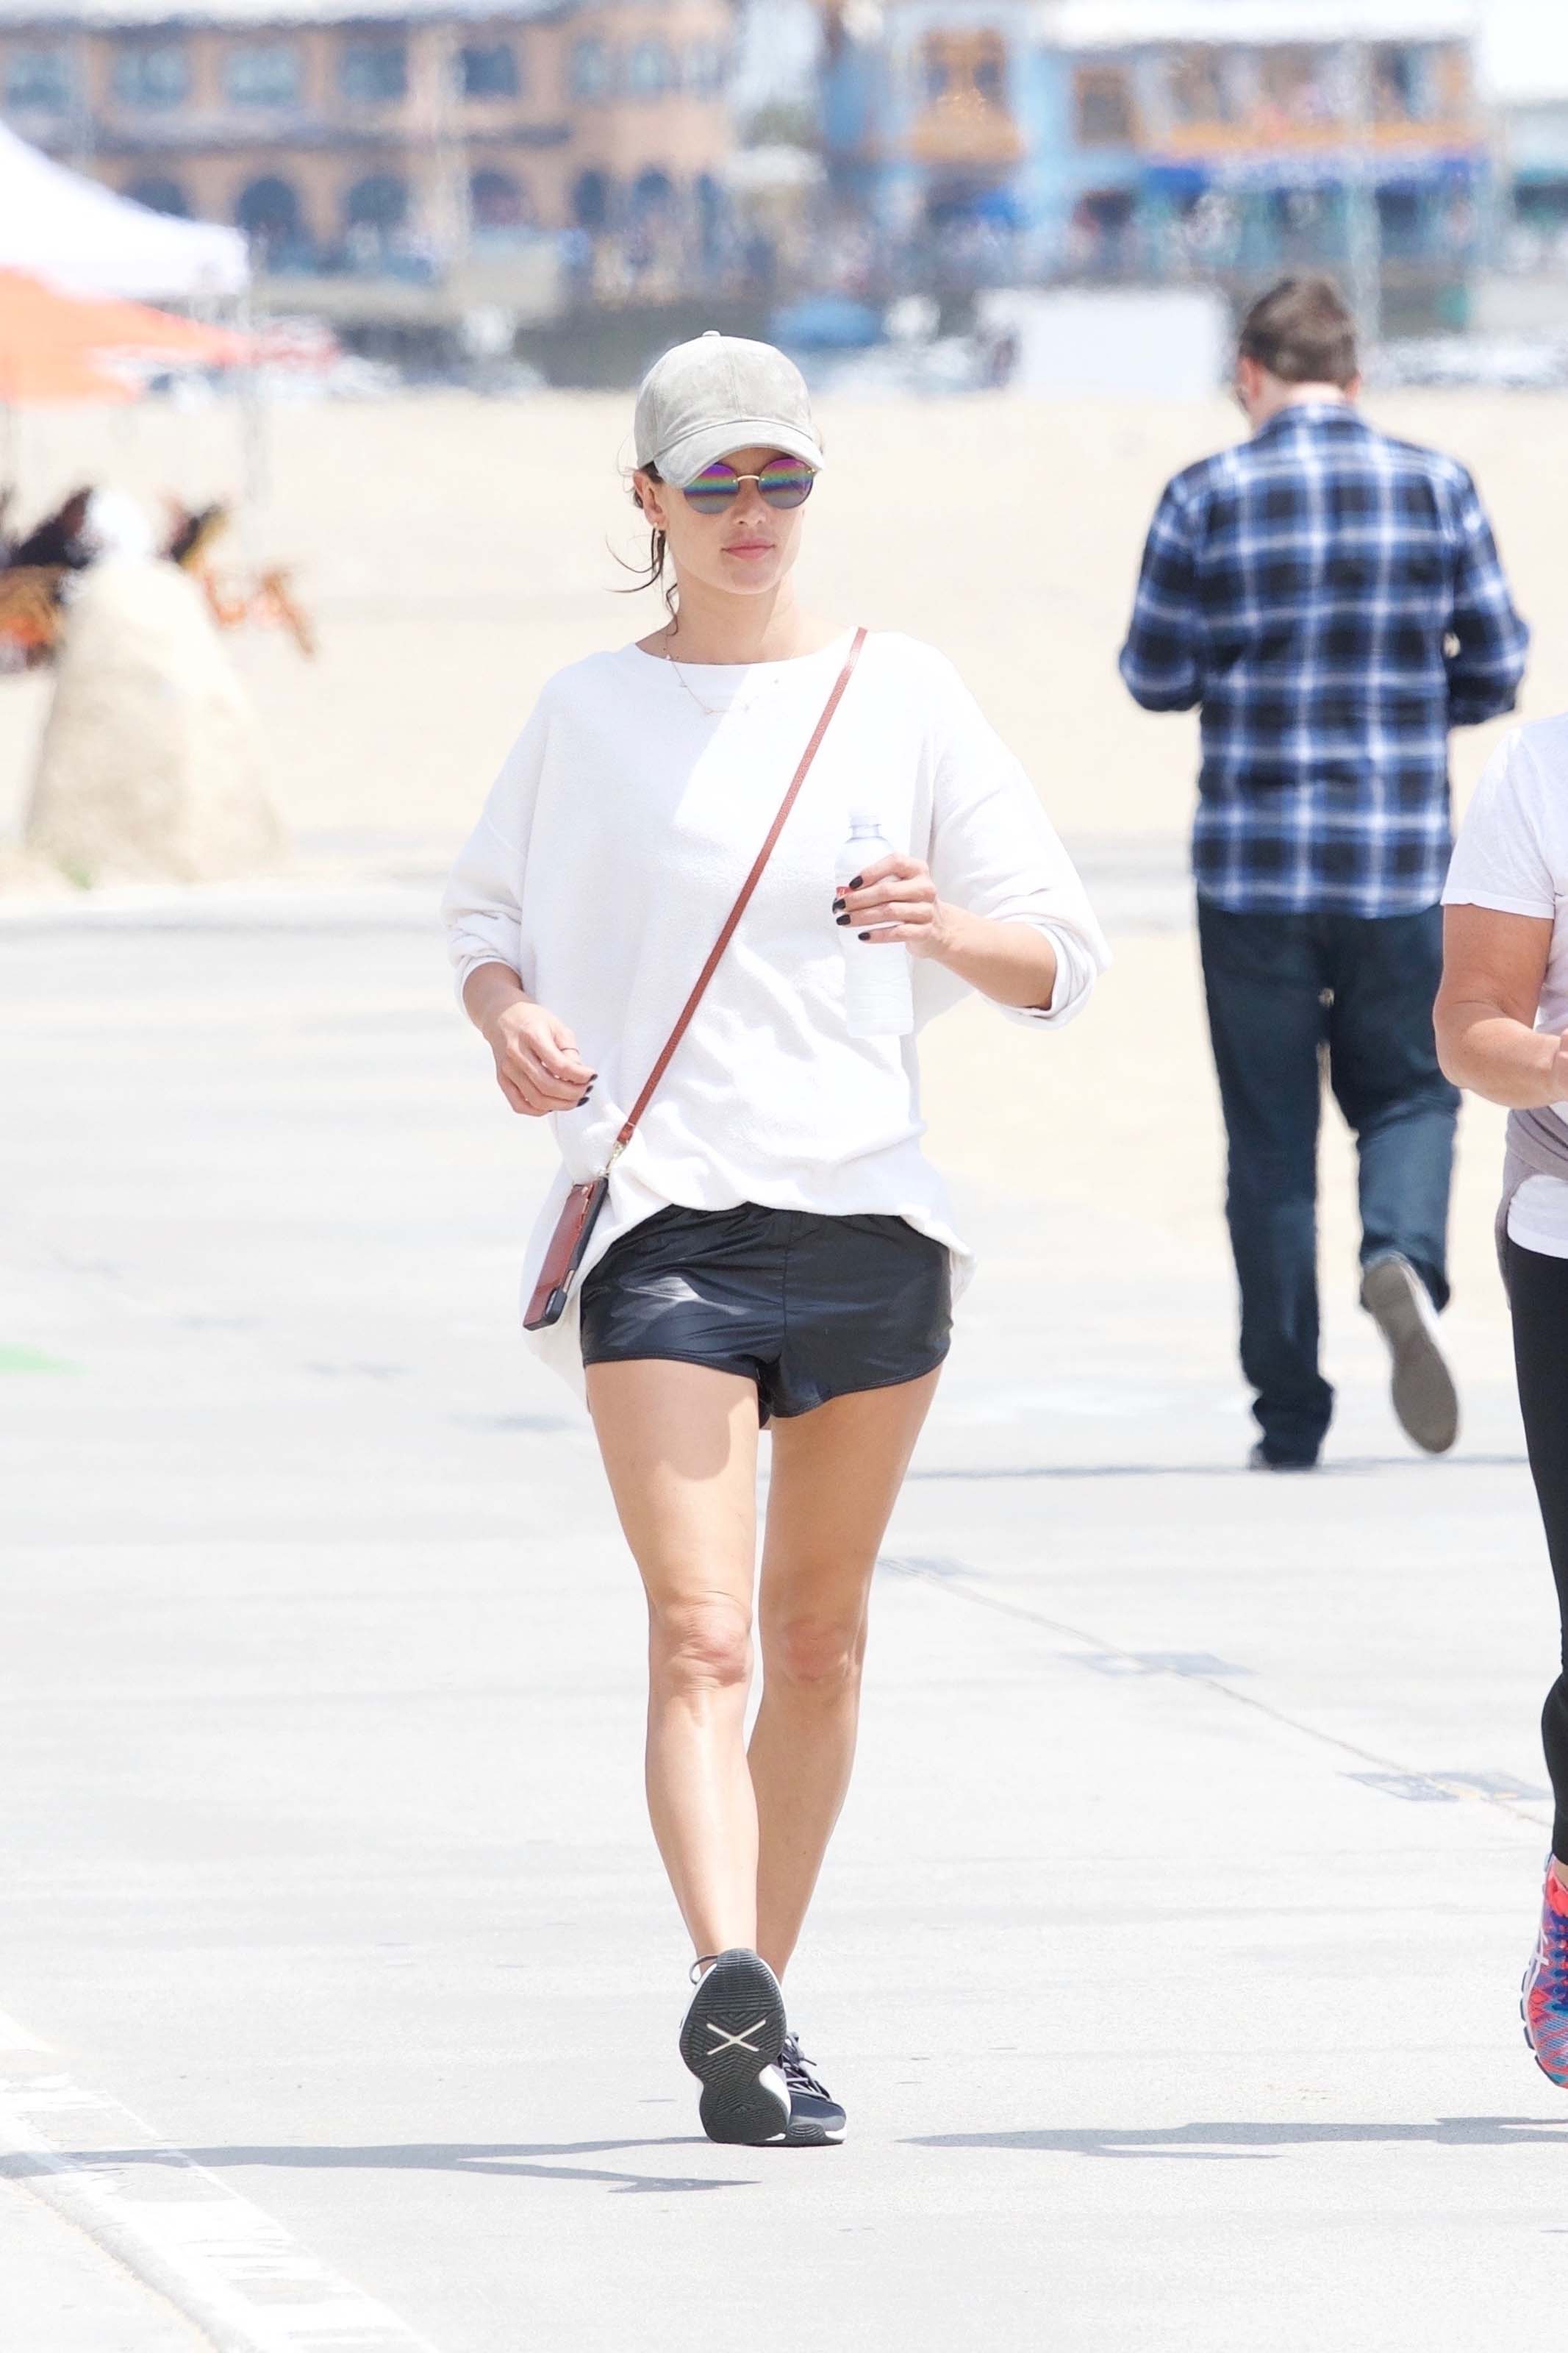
left=681, top=454, right=817, bottom=514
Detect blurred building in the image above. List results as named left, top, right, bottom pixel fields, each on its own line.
left=1489, top=54, right=1568, bottom=249
left=1473, top=24, right=1568, bottom=334
left=0, top=0, right=737, bottom=278
left=820, top=2, right=1483, bottom=322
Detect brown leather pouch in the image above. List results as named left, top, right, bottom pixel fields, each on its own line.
left=520, top=628, right=867, bottom=1337
left=524, top=1173, right=612, bottom=1332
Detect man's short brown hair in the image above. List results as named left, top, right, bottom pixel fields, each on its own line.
left=1238, top=276, right=1358, bottom=388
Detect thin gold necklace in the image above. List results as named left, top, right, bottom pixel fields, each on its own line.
left=664, top=642, right=798, bottom=723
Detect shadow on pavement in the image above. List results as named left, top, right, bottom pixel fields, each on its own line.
left=911, top=2115, right=1568, bottom=2160
left=0, top=2139, right=756, bottom=2196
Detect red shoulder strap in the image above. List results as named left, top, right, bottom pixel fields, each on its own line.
left=615, top=626, right=868, bottom=1151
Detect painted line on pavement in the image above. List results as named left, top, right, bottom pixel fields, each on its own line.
left=886, top=1554, right=1554, bottom=1836
left=0, top=2020, right=443, bottom=2353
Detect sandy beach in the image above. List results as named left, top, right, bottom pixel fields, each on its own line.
left=2, top=385, right=1565, bottom=853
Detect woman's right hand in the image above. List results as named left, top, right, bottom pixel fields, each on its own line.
left=483, top=999, right=595, bottom=1118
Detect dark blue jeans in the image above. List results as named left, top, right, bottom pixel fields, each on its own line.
left=1198, top=899, right=1459, bottom=1465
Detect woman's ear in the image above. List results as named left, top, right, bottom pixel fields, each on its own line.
left=633, top=469, right=671, bottom=530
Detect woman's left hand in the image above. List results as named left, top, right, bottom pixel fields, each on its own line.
left=834, top=855, right=954, bottom=963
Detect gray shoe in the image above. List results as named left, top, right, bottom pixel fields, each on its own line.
left=679, top=1949, right=790, bottom=2146
left=779, top=2032, right=845, bottom=2146
left=1360, top=1254, right=1459, bottom=1455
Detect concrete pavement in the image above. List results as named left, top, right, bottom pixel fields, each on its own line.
left=3, top=874, right=1567, bottom=2352
left=1, top=2175, right=207, bottom=2352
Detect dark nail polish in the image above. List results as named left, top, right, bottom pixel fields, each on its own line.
left=858, top=931, right=871, bottom=942
left=849, top=874, right=864, bottom=890
left=832, top=897, right=845, bottom=913
left=836, top=913, right=850, bottom=926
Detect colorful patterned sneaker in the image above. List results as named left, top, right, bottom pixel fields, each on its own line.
left=779, top=2032, right=845, bottom=2146
left=1522, top=1861, right=1568, bottom=2088
left=679, top=1949, right=790, bottom=2146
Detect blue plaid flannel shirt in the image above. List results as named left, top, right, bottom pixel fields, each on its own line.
left=1119, top=403, right=1528, bottom=917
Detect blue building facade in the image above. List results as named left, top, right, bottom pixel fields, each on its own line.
left=819, top=3, right=1484, bottom=305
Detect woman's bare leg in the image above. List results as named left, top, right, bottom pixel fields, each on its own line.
left=750, top=1369, right=942, bottom=1979
left=587, top=1358, right=762, bottom=1961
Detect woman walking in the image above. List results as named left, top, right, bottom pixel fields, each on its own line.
left=1439, top=715, right=1568, bottom=2087
left=442, top=334, right=1108, bottom=2147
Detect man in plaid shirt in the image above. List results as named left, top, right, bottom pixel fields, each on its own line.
left=1120, top=276, right=1528, bottom=1470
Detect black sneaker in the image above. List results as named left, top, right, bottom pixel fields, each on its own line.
left=679, top=1949, right=790, bottom=2146
left=1247, top=1441, right=1317, bottom=1473
left=779, top=2032, right=845, bottom=2145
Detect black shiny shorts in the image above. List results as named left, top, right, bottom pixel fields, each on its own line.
left=579, top=1202, right=953, bottom=1423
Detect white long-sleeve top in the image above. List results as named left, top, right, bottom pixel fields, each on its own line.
left=442, top=629, right=1110, bottom=1391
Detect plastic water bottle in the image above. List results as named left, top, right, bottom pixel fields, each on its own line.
left=836, top=811, right=914, bottom=1040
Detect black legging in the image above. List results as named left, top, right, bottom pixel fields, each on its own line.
left=1508, top=1237, right=1568, bottom=1861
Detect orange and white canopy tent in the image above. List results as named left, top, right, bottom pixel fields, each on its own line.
left=0, top=270, right=250, bottom=404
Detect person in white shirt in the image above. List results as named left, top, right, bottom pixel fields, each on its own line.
left=1438, top=715, right=1568, bottom=2094
left=443, top=332, right=1108, bottom=2147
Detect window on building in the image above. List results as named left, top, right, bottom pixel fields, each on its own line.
left=345, top=171, right=409, bottom=230
left=686, top=40, right=728, bottom=98
left=1376, top=182, right=1425, bottom=254
left=573, top=167, right=612, bottom=229
left=459, top=42, right=520, bottom=100
left=1167, top=47, right=1231, bottom=126
left=1516, top=176, right=1568, bottom=229
left=695, top=168, right=723, bottom=256
left=1433, top=43, right=1472, bottom=118
left=631, top=165, right=675, bottom=216
left=1073, top=186, right=1136, bottom=260
left=236, top=174, right=305, bottom=252
left=973, top=32, right=1005, bottom=104
left=626, top=40, right=673, bottom=96
left=225, top=41, right=303, bottom=108
left=112, top=42, right=191, bottom=110
left=470, top=166, right=531, bottom=228
left=1372, top=45, right=1425, bottom=123
left=1259, top=46, right=1331, bottom=127
left=922, top=30, right=1008, bottom=110
left=127, top=174, right=190, bottom=218
left=339, top=39, right=407, bottom=104
left=570, top=38, right=614, bottom=100
left=1267, top=185, right=1334, bottom=261
left=1078, top=188, right=1134, bottom=232
left=1075, top=67, right=1134, bottom=146
left=4, top=44, right=72, bottom=111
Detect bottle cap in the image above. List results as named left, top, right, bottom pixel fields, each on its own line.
left=848, top=808, right=883, bottom=832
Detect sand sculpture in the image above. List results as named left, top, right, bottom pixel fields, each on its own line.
left=24, top=555, right=286, bottom=887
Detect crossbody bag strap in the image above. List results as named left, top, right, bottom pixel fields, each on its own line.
left=611, top=625, right=868, bottom=1155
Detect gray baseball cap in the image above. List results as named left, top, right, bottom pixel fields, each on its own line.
left=634, top=330, right=826, bottom=488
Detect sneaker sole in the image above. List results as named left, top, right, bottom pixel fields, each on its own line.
left=679, top=1950, right=790, bottom=2146
left=783, top=2118, right=838, bottom=2147
left=1361, top=1259, right=1459, bottom=1455
left=783, top=2102, right=845, bottom=2148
